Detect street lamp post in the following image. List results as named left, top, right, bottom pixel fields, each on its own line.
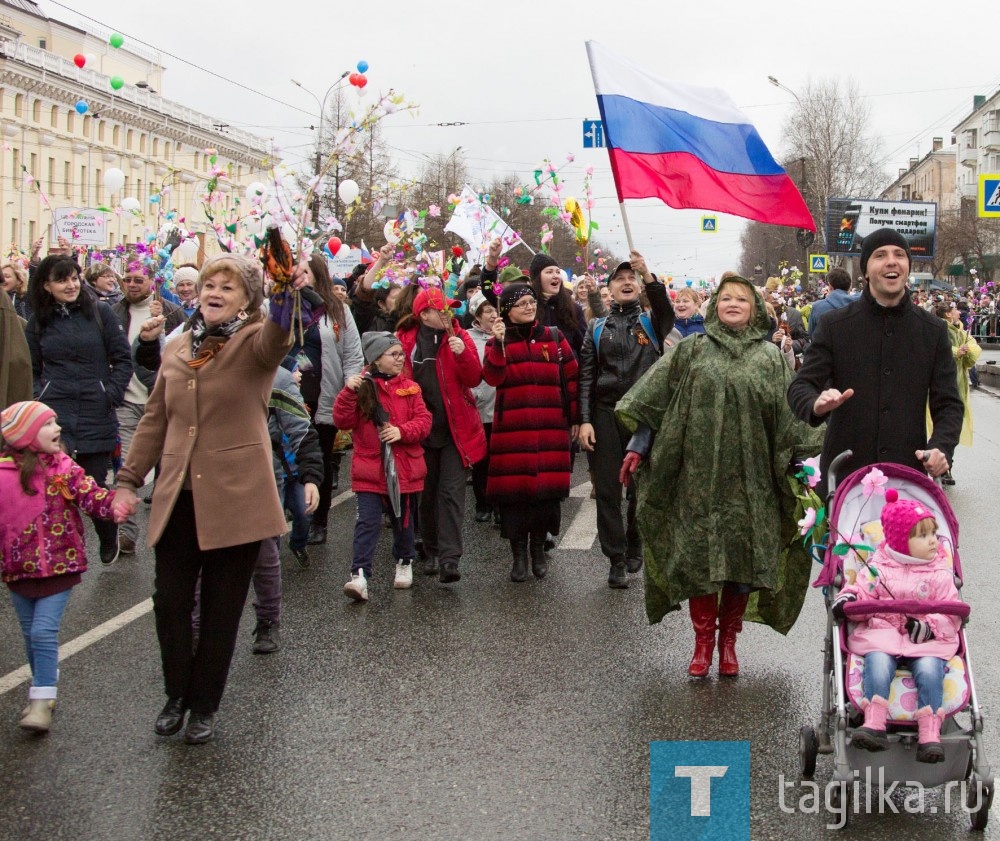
left=292, top=73, right=349, bottom=219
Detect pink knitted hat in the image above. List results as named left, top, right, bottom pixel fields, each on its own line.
left=1, top=401, right=56, bottom=451
left=881, top=488, right=935, bottom=554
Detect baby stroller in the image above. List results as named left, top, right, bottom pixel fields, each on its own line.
left=799, top=452, right=994, bottom=829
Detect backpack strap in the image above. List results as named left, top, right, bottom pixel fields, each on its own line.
left=592, top=313, right=659, bottom=352
left=592, top=316, right=607, bottom=350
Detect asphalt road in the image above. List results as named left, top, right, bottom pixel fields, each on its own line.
left=3, top=370, right=1000, bottom=840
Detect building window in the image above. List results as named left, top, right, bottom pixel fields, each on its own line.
left=50, top=105, right=58, bottom=128
left=95, top=168, right=102, bottom=205
left=152, top=138, right=159, bottom=157
left=98, top=120, right=106, bottom=142
left=10, top=219, right=18, bottom=244
left=28, top=220, right=36, bottom=244
left=136, top=179, right=143, bottom=201
left=32, top=99, right=41, bottom=122
left=47, top=157, right=54, bottom=193
left=139, top=134, right=146, bottom=154
left=193, top=151, right=200, bottom=170
left=83, top=115, right=91, bottom=136
left=80, top=165, right=87, bottom=203
left=126, top=129, right=134, bottom=150
left=64, top=161, right=70, bottom=198
left=14, top=93, right=24, bottom=117
left=38, top=38, right=46, bottom=49
left=113, top=125, right=121, bottom=146
left=11, top=148, right=18, bottom=179
left=164, top=141, right=171, bottom=160
left=29, top=152, right=37, bottom=178
left=109, top=233, right=115, bottom=248
left=66, top=111, right=74, bottom=133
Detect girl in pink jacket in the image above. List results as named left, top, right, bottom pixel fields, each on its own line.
left=831, top=489, right=960, bottom=763
left=0, top=402, right=127, bottom=733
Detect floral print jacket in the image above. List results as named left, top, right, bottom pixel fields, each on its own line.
left=0, top=451, right=116, bottom=583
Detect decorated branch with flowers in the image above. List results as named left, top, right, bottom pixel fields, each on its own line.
left=790, top=455, right=827, bottom=564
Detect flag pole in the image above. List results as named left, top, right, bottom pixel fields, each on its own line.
left=618, top=201, right=636, bottom=254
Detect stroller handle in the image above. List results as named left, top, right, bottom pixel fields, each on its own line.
left=842, top=599, right=970, bottom=619
left=825, top=450, right=853, bottom=497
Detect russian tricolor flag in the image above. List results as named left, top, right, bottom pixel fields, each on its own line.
left=586, top=41, right=815, bottom=231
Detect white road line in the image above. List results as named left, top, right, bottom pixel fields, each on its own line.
left=0, top=598, right=153, bottom=696
left=559, top=495, right=598, bottom=550
left=0, top=490, right=362, bottom=698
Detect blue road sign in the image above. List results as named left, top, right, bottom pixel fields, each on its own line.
left=701, top=216, right=717, bottom=232
left=980, top=174, right=1000, bottom=218
left=583, top=120, right=605, bottom=149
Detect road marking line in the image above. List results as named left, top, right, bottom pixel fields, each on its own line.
left=0, top=489, right=365, bottom=698
left=560, top=496, right=598, bottom=550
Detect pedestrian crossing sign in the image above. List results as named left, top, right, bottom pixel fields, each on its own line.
left=809, top=254, right=829, bottom=273
left=701, top=216, right=717, bottom=232
left=979, top=174, right=1000, bottom=218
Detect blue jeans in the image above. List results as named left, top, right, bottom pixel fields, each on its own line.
left=283, top=480, right=310, bottom=552
left=10, top=588, right=73, bottom=696
left=864, top=652, right=946, bottom=710
left=351, top=492, right=417, bottom=576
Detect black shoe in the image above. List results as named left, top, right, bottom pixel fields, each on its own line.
left=307, top=525, right=327, bottom=545
left=529, top=536, right=548, bottom=580
left=475, top=510, right=491, bottom=523
left=154, top=698, right=187, bottom=736
left=330, top=476, right=339, bottom=491
left=183, top=712, right=214, bottom=745
left=492, top=510, right=501, bottom=528
left=438, top=561, right=461, bottom=583
left=543, top=534, right=556, bottom=552
left=415, top=539, right=427, bottom=561
left=291, top=546, right=310, bottom=568
left=608, top=556, right=628, bottom=589
left=100, top=536, right=120, bottom=566
left=625, top=556, right=644, bottom=574
left=510, top=540, right=529, bottom=583
left=252, top=620, right=279, bottom=654
left=423, top=555, right=439, bottom=576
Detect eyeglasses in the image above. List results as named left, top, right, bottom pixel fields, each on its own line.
left=512, top=300, right=537, bottom=310
left=384, top=351, right=405, bottom=360
left=123, top=276, right=148, bottom=285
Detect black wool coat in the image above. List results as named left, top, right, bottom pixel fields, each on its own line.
left=787, top=286, right=964, bottom=492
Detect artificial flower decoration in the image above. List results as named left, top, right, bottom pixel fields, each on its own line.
left=861, top=467, right=888, bottom=498
left=798, top=507, right=817, bottom=537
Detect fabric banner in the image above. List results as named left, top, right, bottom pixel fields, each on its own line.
left=444, top=186, right=521, bottom=257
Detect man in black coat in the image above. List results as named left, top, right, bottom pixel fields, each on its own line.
left=787, top=228, right=964, bottom=492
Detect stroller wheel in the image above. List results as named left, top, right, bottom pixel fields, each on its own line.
left=799, top=726, right=818, bottom=779
left=967, top=775, right=993, bottom=831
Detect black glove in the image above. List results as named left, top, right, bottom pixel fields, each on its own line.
left=831, top=592, right=857, bottom=621
left=905, top=617, right=935, bottom=644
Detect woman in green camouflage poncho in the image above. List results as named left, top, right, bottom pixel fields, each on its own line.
left=616, top=276, right=823, bottom=678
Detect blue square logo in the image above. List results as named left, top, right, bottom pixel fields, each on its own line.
left=650, top=740, right=750, bottom=841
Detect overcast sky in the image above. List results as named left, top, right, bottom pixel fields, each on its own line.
left=42, top=0, right=1000, bottom=279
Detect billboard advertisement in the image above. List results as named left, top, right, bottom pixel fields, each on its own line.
left=826, top=198, right=936, bottom=259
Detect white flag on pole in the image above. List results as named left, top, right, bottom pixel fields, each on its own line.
left=444, top=185, right=521, bottom=258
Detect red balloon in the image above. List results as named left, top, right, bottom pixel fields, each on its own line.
left=73, top=53, right=86, bottom=68
left=327, top=237, right=342, bottom=256
left=348, top=72, right=359, bottom=86
left=356, top=74, right=367, bottom=89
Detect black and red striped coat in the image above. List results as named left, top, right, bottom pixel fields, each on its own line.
left=482, top=323, right=579, bottom=504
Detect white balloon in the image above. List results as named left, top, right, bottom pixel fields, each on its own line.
left=85, top=53, right=97, bottom=67
left=338, top=179, right=360, bottom=205
left=120, top=197, right=140, bottom=213
left=173, top=239, right=199, bottom=264
left=245, top=181, right=268, bottom=201
left=104, top=168, right=125, bottom=195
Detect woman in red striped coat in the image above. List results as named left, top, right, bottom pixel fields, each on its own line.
left=483, top=284, right=579, bottom=582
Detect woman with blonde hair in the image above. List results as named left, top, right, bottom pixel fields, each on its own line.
left=1, top=262, right=30, bottom=319
left=114, top=254, right=310, bottom=745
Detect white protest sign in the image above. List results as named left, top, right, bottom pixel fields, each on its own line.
left=52, top=208, right=108, bottom=246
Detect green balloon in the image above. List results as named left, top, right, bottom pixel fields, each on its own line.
left=109, top=33, right=124, bottom=49
left=109, top=76, right=124, bottom=91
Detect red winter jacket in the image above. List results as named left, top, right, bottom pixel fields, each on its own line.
left=482, top=322, right=579, bottom=503
left=397, top=320, right=487, bottom=467
left=333, top=373, right=432, bottom=494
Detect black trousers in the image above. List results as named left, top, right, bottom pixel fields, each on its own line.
left=592, top=405, right=641, bottom=560
left=312, top=422, right=339, bottom=527
left=152, top=491, right=260, bottom=714
left=471, top=422, right=492, bottom=513
left=419, top=442, right=468, bottom=564
left=74, top=451, right=117, bottom=551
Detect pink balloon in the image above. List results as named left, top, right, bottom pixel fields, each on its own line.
left=327, top=237, right=342, bottom=256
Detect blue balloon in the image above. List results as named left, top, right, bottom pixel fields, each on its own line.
left=356, top=60, right=369, bottom=73
left=149, top=194, right=160, bottom=204
left=685, top=279, right=693, bottom=286
left=75, top=100, right=88, bottom=115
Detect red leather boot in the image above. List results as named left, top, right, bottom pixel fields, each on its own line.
left=717, top=589, right=750, bottom=677
left=687, top=594, right=719, bottom=677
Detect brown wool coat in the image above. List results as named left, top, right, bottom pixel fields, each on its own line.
left=116, top=319, right=291, bottom=550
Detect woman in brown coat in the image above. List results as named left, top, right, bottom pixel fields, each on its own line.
left=115, top=254, right=304, bottom=745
